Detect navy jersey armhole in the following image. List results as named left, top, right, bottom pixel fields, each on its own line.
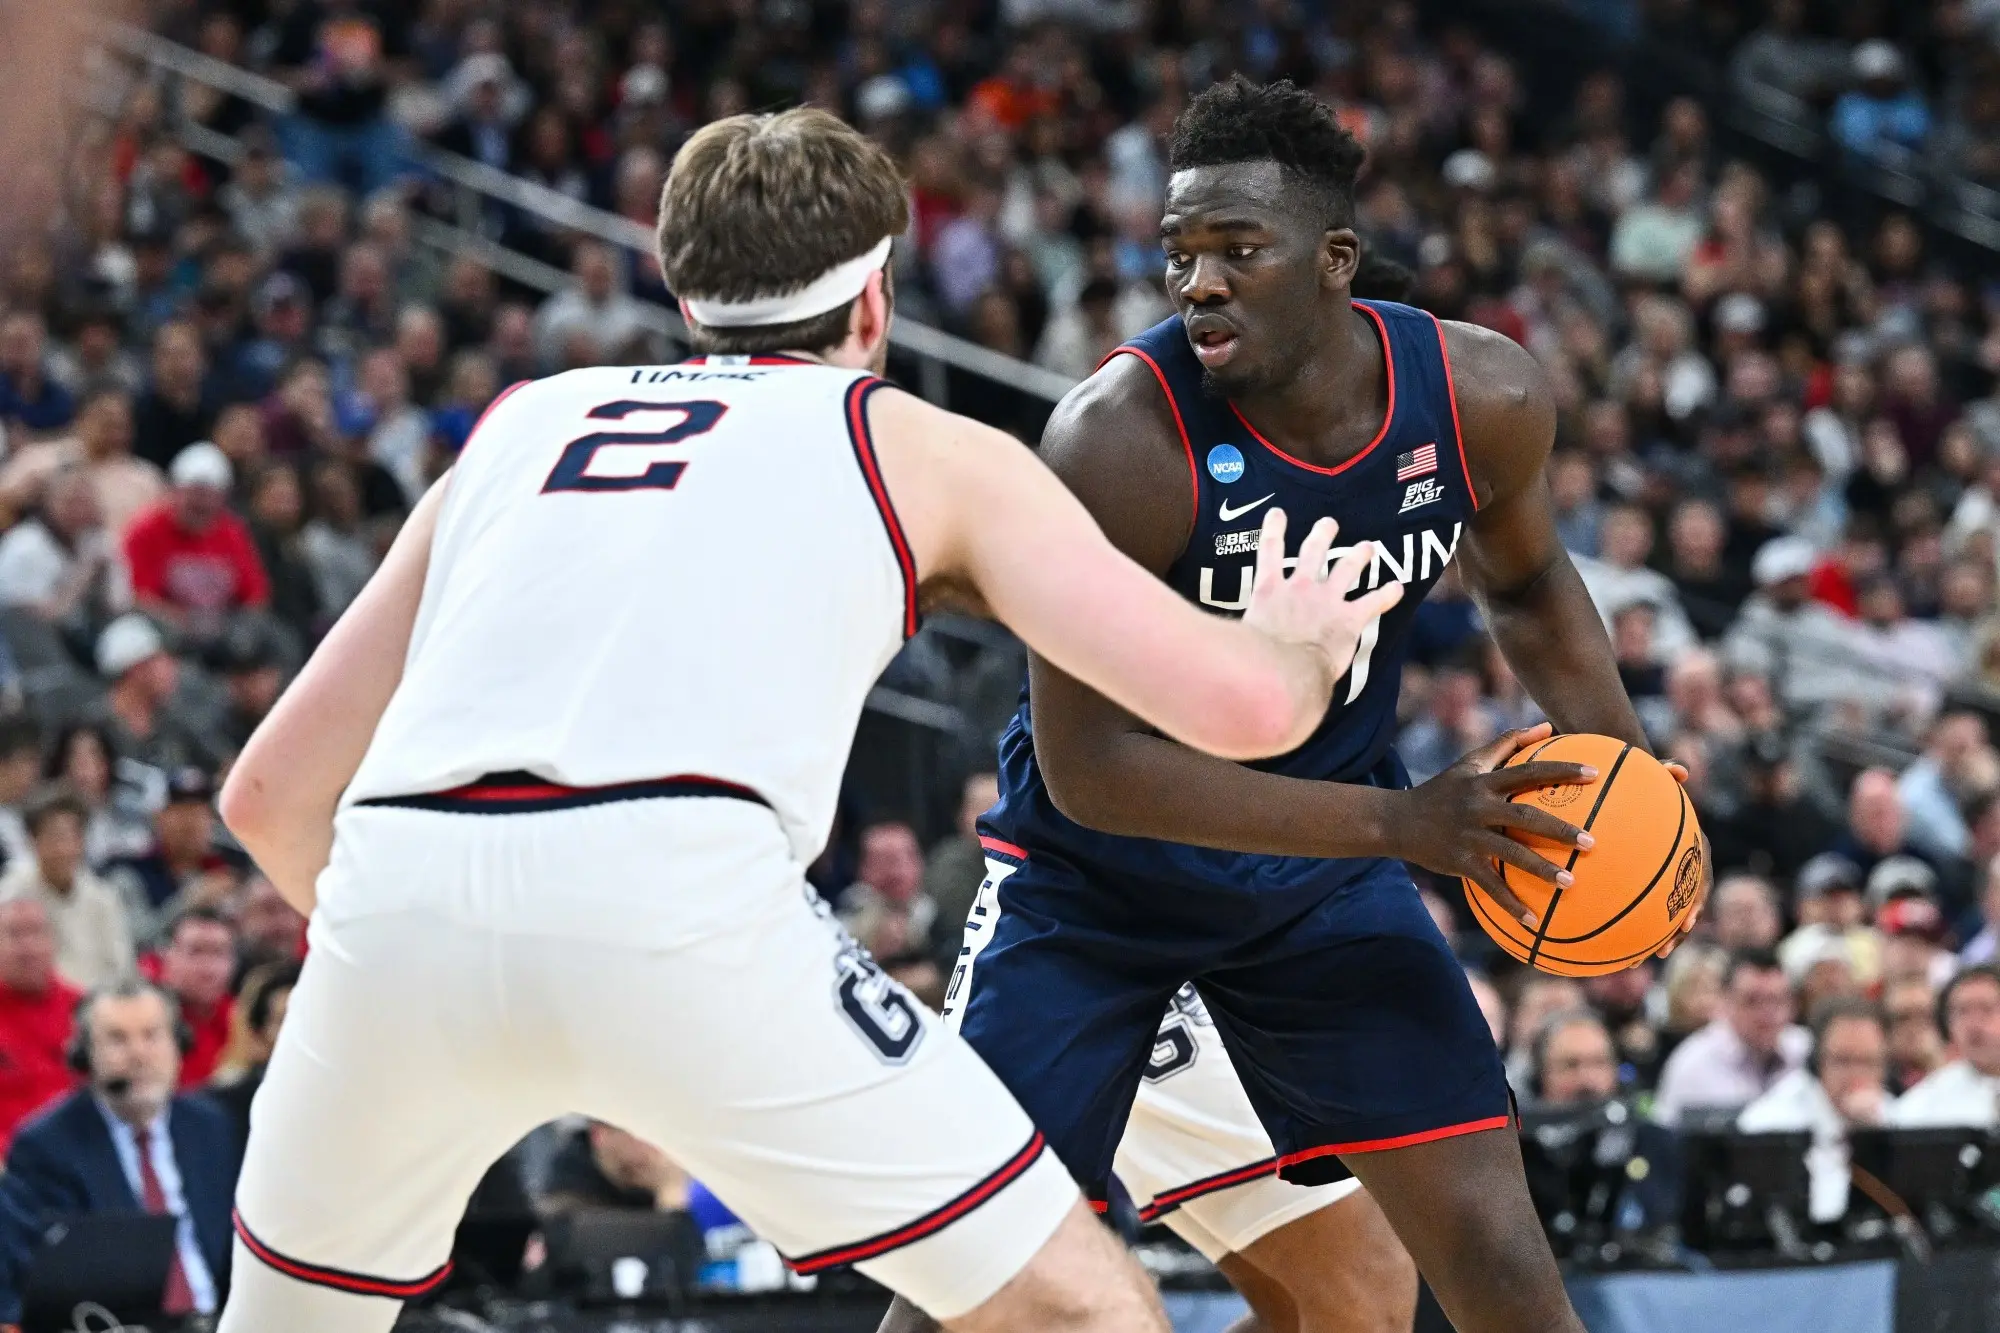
left=1426, top=313, right=1479, bottom=511
left=1096, top=345, right=1200, bottom=550
left=843, top=376, right=920, bottom=639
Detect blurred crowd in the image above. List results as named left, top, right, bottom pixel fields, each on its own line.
left=0, top=0, right=1989, bottom=1296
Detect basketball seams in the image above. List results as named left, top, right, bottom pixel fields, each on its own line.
left=1534, top=773, right=1688, bottom=946
left=1524, top=742, right=1631, bottom=968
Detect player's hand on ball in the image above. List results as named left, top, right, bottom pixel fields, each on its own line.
left=1391, top=722, right=1597, bottom=928
left=1241, top=508, right=1403, bottom=693
left=1654, top=760, right=1709, bottom=959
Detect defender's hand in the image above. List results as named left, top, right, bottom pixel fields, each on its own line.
left=1240, top=508, right=1403, bottom=695
left=1390, top=722, right=1597, bottom=928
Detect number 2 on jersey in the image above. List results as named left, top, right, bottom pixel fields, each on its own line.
left=541, top=399, right=728, bottom=494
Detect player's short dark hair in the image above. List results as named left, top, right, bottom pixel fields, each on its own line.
left=1168, top=77, right=1366, bottom=231
left=1725, top=947, right=1785, bottom=989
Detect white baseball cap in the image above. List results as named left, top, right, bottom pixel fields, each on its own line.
left=1752, top=535, right=1817, bottom=588
left=169, top=441, right=233, bottom=492
left=96, top=614, right=166, bottom=678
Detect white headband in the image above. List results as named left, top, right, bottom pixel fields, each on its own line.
left=681, top=236, right=893, bottom=328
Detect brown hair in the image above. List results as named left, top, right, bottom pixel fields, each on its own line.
left=656, top=108, right=909, bottom=356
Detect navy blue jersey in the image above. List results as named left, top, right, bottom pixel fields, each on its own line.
left=985, top=299, right=1478, bottom=931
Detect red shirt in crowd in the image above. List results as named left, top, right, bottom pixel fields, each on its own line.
left=122, top=503, right=271, bottom=619
left=137, top=952, right=236, bottom=1088
left=0, top=975, right=83, bottom=1153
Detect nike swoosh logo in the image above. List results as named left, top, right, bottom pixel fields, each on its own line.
left=1218, top=493, right=1276, bottom=522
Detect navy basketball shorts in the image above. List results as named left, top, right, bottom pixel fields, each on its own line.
left=943, top=838, right=1510, bottom=1209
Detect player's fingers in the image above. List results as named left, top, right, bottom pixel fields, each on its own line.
left=1484, top=799, right=1595, bottom=849
left=1482, top=761, right=1598, bottom=794
left=1323, top=541, right=1373, bottom=597
left=1296, top=516, right=1339, bottom=583
left=1663, top=759, right=1690, bottom=785
left=1462, top=860, right=1540, bottom=930
left=1478, top=832, right=1574, bottom=889
left=1349, top=579, right=1404, bottom=623
left=1253, top=507, right=1288, bottom=589
left=1461, top=722, right=1554, bottom=774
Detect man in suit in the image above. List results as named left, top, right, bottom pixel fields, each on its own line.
left=0, top=978, right=241, bottom=1326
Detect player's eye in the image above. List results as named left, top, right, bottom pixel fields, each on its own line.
left=1226, top=244, right=1258, bottom=260
left=1164, top=250, right=1190, bottom=269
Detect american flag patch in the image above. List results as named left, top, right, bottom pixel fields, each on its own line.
left=1395, top=443, right=1438, bottom=481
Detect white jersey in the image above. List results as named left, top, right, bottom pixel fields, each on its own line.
left=345, top=356, right=914, bottom=862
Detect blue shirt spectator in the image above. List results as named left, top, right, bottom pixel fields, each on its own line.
left=1832, top=42, right=1931, bottom=163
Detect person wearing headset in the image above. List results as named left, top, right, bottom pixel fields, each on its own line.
left=1525, top=1010, right=1682, bottom=1235
left=1738, top=996, right=1894, bottom=1223
left=0, top=978, right=241, bottom=1330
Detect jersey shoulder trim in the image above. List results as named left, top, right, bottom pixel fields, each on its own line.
left=1095, top=345, right=1199, bottom=538
left=843, top=376, right=919, bottom=639
left=461, top=379, right=531, bottom=456
left=1427, top=313, right=1480, bottom=512
left=1229, top=301, right=1395, bottom=479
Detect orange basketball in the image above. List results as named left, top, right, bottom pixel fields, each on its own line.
left=1463, top=733, right=1705, bottom=977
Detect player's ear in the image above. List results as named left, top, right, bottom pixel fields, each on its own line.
left=1324, top=228, right=1362, bottom=293
left=852, top=268, right=892, bottom=357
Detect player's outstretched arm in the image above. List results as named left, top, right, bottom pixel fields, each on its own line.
left=868, top=388, right=1398, bottom=762
left=219, top=473, right=448, bottom=913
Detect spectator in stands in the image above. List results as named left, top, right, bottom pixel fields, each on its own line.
left=0, top=385, right=164, bottom=544
left=1723, top=536, right=1873, bottom=711
left=151, top=907, right=236, bottom=1088
left=1877, top=896, right=1954, bottom=991
left=0, top=715, right=40, bottom=873
left=1505, top=976, right=1586, bottom=1094
left=209, top=960, right=298, bottom=1144
left=1397, top=652, right=1499, bottom=785
left=215, top=626, right=286, bottom=758
left=111, top=767, right=238, bottom=944
left=85, top=615, right=218, bottom=776
left=533, top=241, right=652, bottom=370
left=269, top=0, right=410, bottom=198
left=1709, top=736, right=1842, bottom=881
left=1587, top=963, right=1665, bottom=1088
left=1894, top=966, right=2000, bottom=1125
left=1712, top=875, right=1783, bottom=952
left=1609, top=159, right=1704, bottom=284
left=218, top=127, right=300, bottom=258
left=1654, top=949, right=1810, bottom=1125
left=233, top=874, right=306, bottom=980
left=1882, top=975, right=1945, bottom=1095
left=300, top=457, right=378, bottom=617
left=131, top=322, right=216, bottom=473
left=0, top=467, right=129, bottom=642
left=1960, top=856, right=2000, bottom=966
left=0, top=980, right=239, bottom=1323
left=1739, top=998, right=1894, bottom=1222
left=0, top=312, right=74, bottom=439
left=1835, top=769, right=1931, bottom=878
left=0, top=896, right=79, bottom=1154
left=1575, top=504, right=1697, bottom=661
left=539, top=1120, right=695, bottom=1215
left=924, top=771, right=996, bottom=965
left=1832, top=42, right=1931, bottom=167
left=1530, top=1009, right=1620, bottom=1105
left=839, top=820, right=935, bottom=954
left=123, top=443, right=271, bottom=649
left=243, top=461, right=321, bottom=641
left=0, top=786, right=133, bottom=990
left=1896, top=711, right=1993, bottom=861
left=1662, top=497, right=1750, bottom=642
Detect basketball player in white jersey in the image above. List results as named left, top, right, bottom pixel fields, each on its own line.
left=212, top=108, right=1402, bottom=1333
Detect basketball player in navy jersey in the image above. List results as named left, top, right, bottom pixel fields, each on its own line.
left=881, top=79, right=1706, bottom=1333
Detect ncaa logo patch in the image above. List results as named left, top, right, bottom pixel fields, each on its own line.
left=1207, top=444, right=1245, bottom=484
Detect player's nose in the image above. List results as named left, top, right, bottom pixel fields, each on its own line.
left=1180, top=253, right=1232, bottom=304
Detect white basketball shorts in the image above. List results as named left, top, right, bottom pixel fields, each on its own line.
left=1116, top=988, right=1362, bottom=1261
left=221, top=789, right=1075, bottom=1333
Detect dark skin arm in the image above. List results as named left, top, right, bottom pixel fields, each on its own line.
left=1028, top=357, right=1593, bottom=925
left=1446, top=321, right=1647, bottom=748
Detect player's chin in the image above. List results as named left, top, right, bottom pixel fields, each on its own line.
left=1197, top=352, right=1273, bottom=399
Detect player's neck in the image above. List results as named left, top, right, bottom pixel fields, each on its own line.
left=1231, top=303, right=1387, bottom=459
